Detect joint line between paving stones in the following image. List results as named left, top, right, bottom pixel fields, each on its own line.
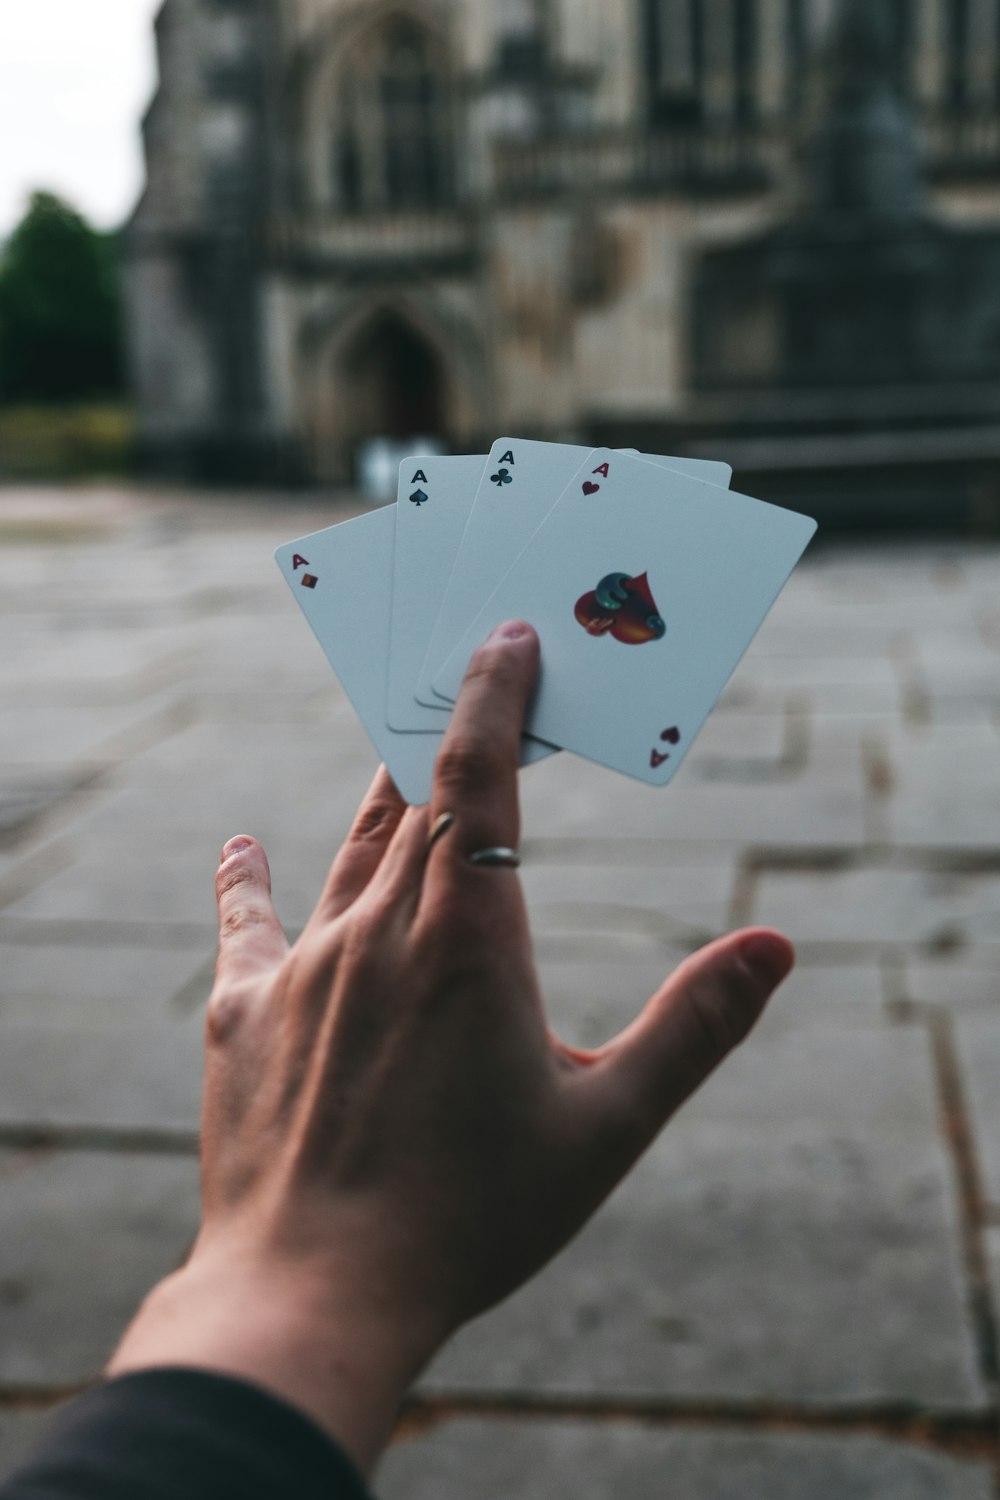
left=392, top=1394, right=1000, bottom=1463
left=926, top=1005, right=1000, bottom=1397
left=0, top=1125, right=199, bottom=1156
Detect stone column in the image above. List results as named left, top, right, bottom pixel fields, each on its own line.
left=702, top=0, right=737, bottom=117
left=757, top=0, right=787, bottom=118
left=967, top=0, right=998, bottom=104
left=658, top=0, right=697, bottom=95
left=914, top=0, right=944, bottom=107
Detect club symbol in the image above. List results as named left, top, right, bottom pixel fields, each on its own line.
left=410, top=489, right=429, bottom=507
left=491, top=467, right=513, bottom=487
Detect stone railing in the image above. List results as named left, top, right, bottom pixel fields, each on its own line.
left=268, top=209, right=479, bottom=267
left=492, top=112, right=1000, bottom=201
left=925, top=111, right=1000, bottom=179
left=493, top=126, right=786, bottom=199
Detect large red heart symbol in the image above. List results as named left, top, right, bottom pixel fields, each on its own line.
left=574, top=571, right=665, bottom=645
left=582, top=482, right=600, bottom=496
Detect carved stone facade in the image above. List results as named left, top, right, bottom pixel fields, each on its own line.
left=127, top=0, right=1000, bottom=511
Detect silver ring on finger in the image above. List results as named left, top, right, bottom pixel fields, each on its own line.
left=468, top=846, right=522, bottom=870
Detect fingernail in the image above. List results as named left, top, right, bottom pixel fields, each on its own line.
left=485, top=620, right=534, bottom=645
left=739, top=932, right=794, bottom=990
left=221, top=837, right=255, bottom=864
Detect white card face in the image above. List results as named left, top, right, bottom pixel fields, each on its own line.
left=432, top=450, right=817, bottom=787
left=276, top=510, right=440, bottom=805
left=387, top=454, right=488, bottom=733
left=275, top=508, right=555, bottom=807
left=414, top=438, right=733, bottom=708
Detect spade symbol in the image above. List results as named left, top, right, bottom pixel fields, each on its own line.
left=410, top=489, right=429, bottom=507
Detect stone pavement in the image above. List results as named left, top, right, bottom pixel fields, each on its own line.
left=0, top=485, right=998, bottom=1496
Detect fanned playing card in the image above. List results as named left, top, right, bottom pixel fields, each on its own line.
left=276, top=510, right=441, bottom=805
left=431, top=450, right=816, bottom=786
left=276, top=504, right=553, bottom=807
left=386, top=453, right=544, bottom=744
left=415, top=437, right=733, bottom=707
left=387, top=454, right=486, bottom=733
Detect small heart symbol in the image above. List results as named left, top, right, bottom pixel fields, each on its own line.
left=582, top=482, right=600, bottom=496
left=661, top=726, right=680, bottom=745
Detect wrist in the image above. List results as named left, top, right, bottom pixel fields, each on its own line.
left=106, top=1247, right=437, bottom=1476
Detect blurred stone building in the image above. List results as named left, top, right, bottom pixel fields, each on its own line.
left=127, top=0, right=1000, bottom=520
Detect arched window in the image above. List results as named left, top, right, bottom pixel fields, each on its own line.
left=333, top=17, right=453, bottom=211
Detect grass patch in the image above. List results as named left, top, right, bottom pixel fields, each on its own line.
left=0, top=404, right=134, bottom=478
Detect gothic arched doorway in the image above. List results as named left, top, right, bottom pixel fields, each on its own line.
left=344, top=312, right=447, bottom=444
left=300, top=292, right=487, bottom=486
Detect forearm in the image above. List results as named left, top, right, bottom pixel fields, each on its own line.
left=105, top=1254, right=425, bottom=1478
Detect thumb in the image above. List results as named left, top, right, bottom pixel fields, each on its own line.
left=214, top=837, right=288, bottom=980
left=593, top=929, right=794, bottom=1154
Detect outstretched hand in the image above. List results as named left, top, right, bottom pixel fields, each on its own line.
left=108, top=620, right=793, bottom=1476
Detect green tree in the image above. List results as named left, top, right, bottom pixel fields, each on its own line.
left=0, top=191, right=124, bottom=403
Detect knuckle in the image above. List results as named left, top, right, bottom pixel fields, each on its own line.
left=466, top=643, right=520, bottom=694
left=216, top=860, right=261, bottom=903
left=219, top=903, right=272, bottom=942
left=349, top=796, right=401, bottom=846
left=205, top=982, right=254, bottom=1046
left=414, top=887, right=494, bottom=971
left=435, top=737, right=506, bottom=801
left=680, top=972, right=753, bottom=1071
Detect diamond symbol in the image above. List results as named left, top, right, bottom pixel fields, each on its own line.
left=301, top=574, right=318, bottom=589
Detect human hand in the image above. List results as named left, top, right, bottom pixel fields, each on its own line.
left=108, top=621, right=793, bottom=1474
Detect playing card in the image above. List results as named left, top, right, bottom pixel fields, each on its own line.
left=387, top=454, right=491, bottom=732
left=276, top=507, right=553, bottom=807
left=414, top=438, right=733, bottom=708
left=276, top=510, right=440, bottom=805
left=431, top=449, right=817, bottom=786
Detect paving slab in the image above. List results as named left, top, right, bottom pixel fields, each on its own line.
left=882, top=724, right=1000, bottom=846
left=519, top=747, right=866, bottom=846
left=0, top=942, right=209, bottom=1027
left=521, top=861, right=737, bottom=945
left=0, top=1408, right=61, bottom=1480
left=418, top=1011, right=982, bottom=1411
left=378, top=1417, right=993, bottom=1500
left=0, top=775, right=368, bottom=933
left=0, top=1149, right=200, bottom=1387
left=753, top=867, right=1000, bottom=948
left=0, top=1018, right=204, bottom=1133
left=905, top=958, right=1000, bottom=1007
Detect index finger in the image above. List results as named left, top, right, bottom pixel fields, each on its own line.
left=428, top=620, right=540, bottom=866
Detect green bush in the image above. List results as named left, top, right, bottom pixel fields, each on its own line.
left=0, top=192, right=125, bottom=404
left=0, top=404, right=134, bottom=478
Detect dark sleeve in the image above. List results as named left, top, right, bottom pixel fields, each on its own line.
left=0, top=1368, right=375, bottom=1500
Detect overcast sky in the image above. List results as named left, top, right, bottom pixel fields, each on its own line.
left=0, top=1, right=163, bottom=240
